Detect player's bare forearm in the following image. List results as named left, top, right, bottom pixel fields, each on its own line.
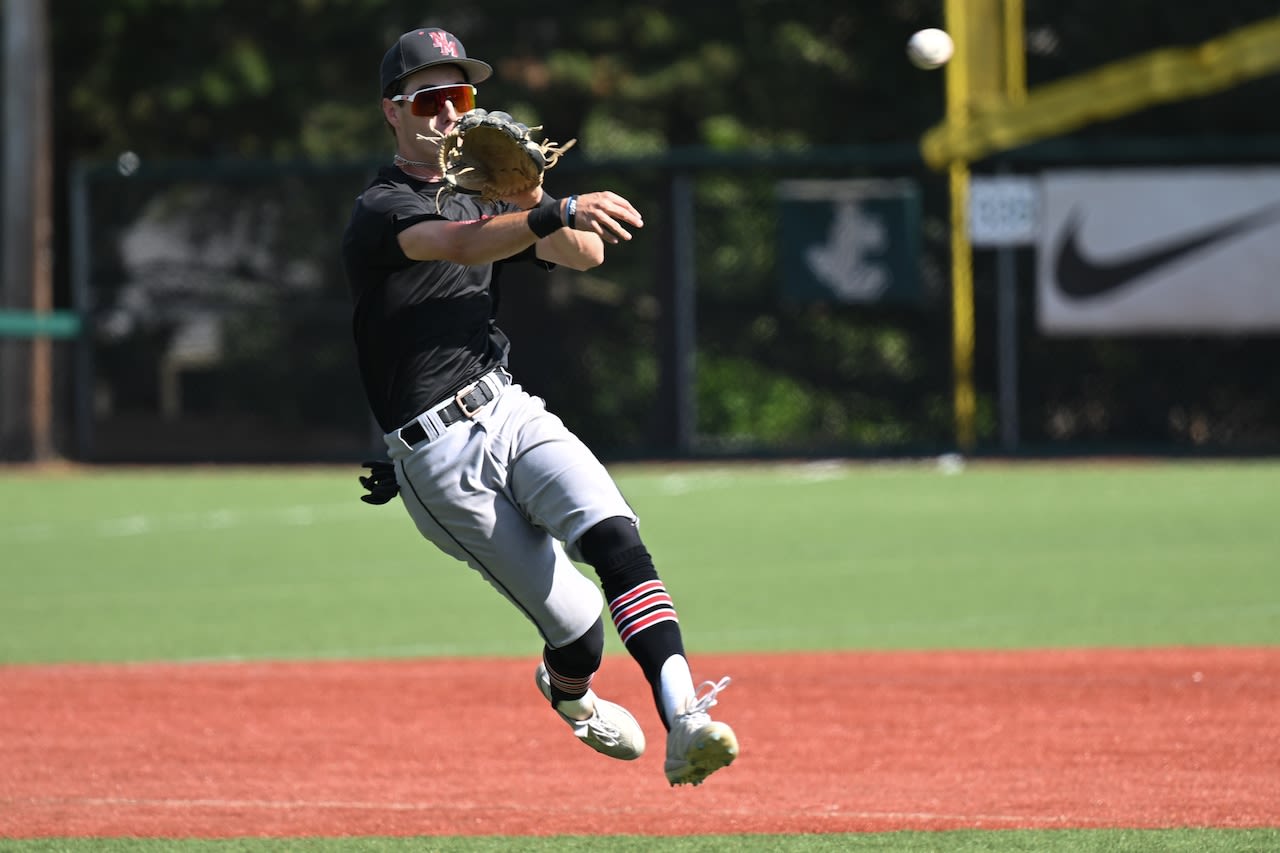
left=398, top=191, right=643, bottom=268
left=398, top=213, right=540, bottom=266
left=538, top=228, right=604, bottom=270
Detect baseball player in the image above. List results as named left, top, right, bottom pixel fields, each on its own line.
left=342, top=25, right=738, bottom=786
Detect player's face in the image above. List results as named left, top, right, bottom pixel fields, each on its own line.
left=394, top=65, right=471, bottom=138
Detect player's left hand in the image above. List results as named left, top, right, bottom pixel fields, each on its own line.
left=359, top=460, right=400, bottom=505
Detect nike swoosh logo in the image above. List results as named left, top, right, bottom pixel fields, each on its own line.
left=1054, top=202, right=1280, bottom=300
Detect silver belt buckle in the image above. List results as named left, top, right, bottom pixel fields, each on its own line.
left=454, top=380, right=482, bottom=418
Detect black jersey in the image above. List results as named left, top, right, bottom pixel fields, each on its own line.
left=341, top=166, right=546, bottom=432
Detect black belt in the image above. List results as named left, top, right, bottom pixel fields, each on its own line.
left=399, top=371, right=509, bottom=446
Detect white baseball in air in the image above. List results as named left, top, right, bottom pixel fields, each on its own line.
left=117, top=150, right=141, bottom=176
left=907, top=28, right=954, bottom=70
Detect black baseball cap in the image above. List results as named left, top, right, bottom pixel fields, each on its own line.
left=380, top=27, right=493, bottom=97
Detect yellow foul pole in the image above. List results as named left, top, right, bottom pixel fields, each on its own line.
left=1005, top=0, right=1026, bottom=105
left=942, top=0, right=1025, bottom=452
left=945, top=0, right=976, bottom=452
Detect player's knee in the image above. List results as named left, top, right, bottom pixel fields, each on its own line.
left=578, top=516, right=657, bottom=593
left=546, top=615, right=605, bottom=670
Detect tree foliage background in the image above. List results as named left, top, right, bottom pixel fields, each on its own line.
left=40, top=1, right=1280, bottom=459
left=54, top=1, right=1280, bottom=160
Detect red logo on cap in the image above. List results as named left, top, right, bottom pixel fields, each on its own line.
left=429, top=31, right=459, bottom=57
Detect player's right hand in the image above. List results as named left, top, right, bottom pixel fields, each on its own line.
left=572, top=192, right=644, bottom=244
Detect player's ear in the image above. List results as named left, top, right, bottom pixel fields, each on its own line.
left=382, top=97, right=400, bottom=129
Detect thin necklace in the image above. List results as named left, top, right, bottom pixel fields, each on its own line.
left=393, top=153, right=436, bottom=169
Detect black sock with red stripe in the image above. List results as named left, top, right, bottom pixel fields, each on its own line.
left=579, top=517, right=687, bottom=728
left=542, top=616, right=604, bottom=704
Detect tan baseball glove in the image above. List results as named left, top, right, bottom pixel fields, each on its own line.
left=431, top=109, right=576, bottom=202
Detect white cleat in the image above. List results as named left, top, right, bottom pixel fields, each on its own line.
left=664, top=676, right=739, bottom=786
left=535, top=662, right=645, bottom=760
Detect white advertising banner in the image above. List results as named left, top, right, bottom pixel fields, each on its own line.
left=1037, top=168, right=1280, bottom=334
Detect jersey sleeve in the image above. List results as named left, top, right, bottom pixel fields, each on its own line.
left=348, top=181, right=445, bottom=267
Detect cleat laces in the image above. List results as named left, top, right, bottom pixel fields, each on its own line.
left=681, top=676, right=731, bottom=720
left=577, top=712, right=622, bottom=747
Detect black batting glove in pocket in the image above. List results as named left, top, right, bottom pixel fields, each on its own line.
left=359, top=460, right=400, bottom=505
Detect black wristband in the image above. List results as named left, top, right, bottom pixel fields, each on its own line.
left=534, top=192, right=559, bottom=210
left=527, top=203, right=565, bottom=238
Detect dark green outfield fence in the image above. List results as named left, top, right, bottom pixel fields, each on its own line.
left=32, top=136, right=1280, bottom=463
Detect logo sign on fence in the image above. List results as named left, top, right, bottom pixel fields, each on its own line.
left=969, top=176, right=1039, bottom=247
left=777, top=179, right=923, bottom=305
left=1038, top=168, right=1280, bottom=334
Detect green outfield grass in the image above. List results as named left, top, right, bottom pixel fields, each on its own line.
left=2, top=460, right=1278, bottom=664
left=2, top=460, right=1278, bottom=853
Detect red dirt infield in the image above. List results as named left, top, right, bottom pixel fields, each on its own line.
left=1, top=647, right=1277, bottom=838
